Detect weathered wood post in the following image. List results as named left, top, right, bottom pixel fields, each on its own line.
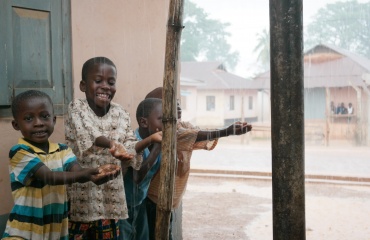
left=269, top=0, right=306, bottom=239
left=325, top=87, right=331, bottom=146
left=156, top=0, right=184, bottom=239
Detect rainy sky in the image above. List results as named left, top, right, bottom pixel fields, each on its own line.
left=191, top=0, right=369, bottom=78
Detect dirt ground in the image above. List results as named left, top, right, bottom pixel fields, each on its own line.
left=181, top=175, right=370, bottom=240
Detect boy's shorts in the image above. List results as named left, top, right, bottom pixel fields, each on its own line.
left=69, top=219, right=119, bottom=240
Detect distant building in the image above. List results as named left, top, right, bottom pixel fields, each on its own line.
left=180, top=61, right=259, bottom=128
left=252, top=44, right=370, bottom=144
left=179, top=44, right=370, bottom=144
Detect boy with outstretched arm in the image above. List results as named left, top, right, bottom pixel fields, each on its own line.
left=2, top=90, right=119, bottom=240
left=65, top=57, right=161, bottom=240
left=144, top=87, right=252, bottom=240
left=120, top=98, right=163, bottom=240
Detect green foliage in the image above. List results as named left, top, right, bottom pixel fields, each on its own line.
left=181, top=1, right=239, bottom=70
left=253, top=0, right=370, bottom=71
left=253, top=28, right=270, bottom=71
left=305, top=0, right=370, bottom=58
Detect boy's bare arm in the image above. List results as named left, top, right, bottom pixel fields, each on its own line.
left=95, top=134, right=162, bottom=161
left=196, top=122, right=252, bottom=142
left=134, top=131, right=162, bottom=154
left=133, top=143, right=161, bottom=184
left=34, top=164, right=120, bottom=185
left=94, top=136, right=135, bottom=161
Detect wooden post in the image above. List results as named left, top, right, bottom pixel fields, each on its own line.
left=325, top=87, right=330, bottom=146
left=241, top=96, right=245, bottom=144
left=156, top=0, right=184, bottom=239
left=270, top=0, right=306, bottom=239
left=350, top=84, right=362, bottom=145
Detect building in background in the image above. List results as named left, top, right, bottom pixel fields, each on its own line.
left=180, top=44, right=370, bottom=145
left=253, top=44, right=370, bottom=144
left=180, top=61, right=259, bottom=128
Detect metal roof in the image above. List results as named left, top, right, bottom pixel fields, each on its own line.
left=180, top=61, right=255, bottom=90
left=253, top=44, right=370, bottom=89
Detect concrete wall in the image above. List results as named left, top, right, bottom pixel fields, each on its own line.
left=0, top=0, right=168, bottom=218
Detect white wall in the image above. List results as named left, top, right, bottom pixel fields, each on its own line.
left=257, top=90, right=271, bottom=123
left=180, top=86, right=198, bottom=123
left=194, top=90, right=224, bottom=127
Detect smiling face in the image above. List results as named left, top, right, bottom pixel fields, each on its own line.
left=12, top=96, right=56, bottom=152
left=80, top=62, right=117, bottom=116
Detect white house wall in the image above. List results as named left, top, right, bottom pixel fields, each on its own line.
left=223, top=90, right=258, bottom=121
left=182, top=88, right=259, bottom=128
left=195, top=90, right=225, bottom=127
left=257, top=90, right=271, bottom=123
left=180, top=86, right=198, bottom=123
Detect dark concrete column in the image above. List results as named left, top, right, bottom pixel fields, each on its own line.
left=269, top=0, right=305, bottom=240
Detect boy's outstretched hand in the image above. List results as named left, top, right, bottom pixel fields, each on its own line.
left=227, top=122, right=252, bottom=136
left=91, top=164, right=121, bottom=185
left=109, top=141, right=135, bottom=161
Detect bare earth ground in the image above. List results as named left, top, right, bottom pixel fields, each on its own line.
left=177, top=137, right=370, bottom=239
left=182, top=176, right=370, bottom=240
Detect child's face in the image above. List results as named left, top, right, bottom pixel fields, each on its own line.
left=80, top=63, right=117, bottom=116
left=12, top=97, right=56, bottom=148
left=147, top=103, right=163, bottom=135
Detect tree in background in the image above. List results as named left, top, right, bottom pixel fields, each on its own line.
left=181, top=1, right=239, bottom=71
left=253, top=28, right=270, bottom=71
left=305, top=0, right=370, bottom=58
left=253, top=0, right=370, bottom=72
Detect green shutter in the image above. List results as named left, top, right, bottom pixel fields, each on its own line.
left=0, top=0, right=72, bottom=116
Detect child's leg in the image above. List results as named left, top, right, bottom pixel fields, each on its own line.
left=146, top=198, right=174, bottom=240
left=146, top=198, right=157, bottom=240
left=120, top=202, right=148, bottom=240
left=119, top=204, right=135, bottom=240
left=133, top=200, right=149, bottom=240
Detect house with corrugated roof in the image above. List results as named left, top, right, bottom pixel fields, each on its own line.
left=253, top=44, right=370, bottom=144
left=179, top=61, right=259, bottom=128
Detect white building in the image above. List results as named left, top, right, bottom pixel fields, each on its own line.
left=180, top=62, right=259, bottom=128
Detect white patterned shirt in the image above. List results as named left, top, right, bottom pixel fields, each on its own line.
left=65, top=99, right=142, bottom=221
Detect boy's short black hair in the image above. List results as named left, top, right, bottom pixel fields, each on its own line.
left=12, top=90, right=53, bottom=118
left=136, top=98, right=162, bottom=123
left=81, top=56, right=116, bottom=81
left=145, top=87, right=163, bottom=99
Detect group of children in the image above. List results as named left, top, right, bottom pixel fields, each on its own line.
left=2, top=57, right=252, bottom=240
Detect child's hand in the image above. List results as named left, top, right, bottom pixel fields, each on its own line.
left=227, top=122, right=252, bottom=136
left=109, top=141, right=135, bottom=161
left=150, top=131, right=162, bottom=143
left=91, top=164, right=121, bottom=185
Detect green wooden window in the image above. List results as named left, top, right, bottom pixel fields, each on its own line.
left=0, top=0, right=72, bottom=117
